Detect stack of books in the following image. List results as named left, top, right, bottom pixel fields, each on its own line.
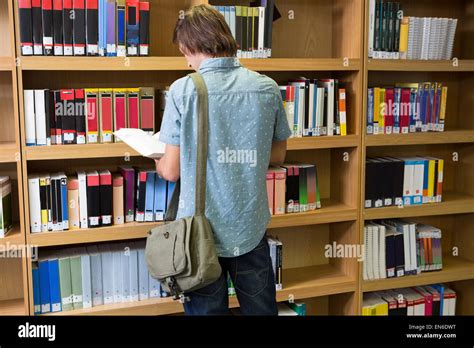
left=32, top=241, right=168, bottom=314
left=363, top=284, right=456, bottom=316
left=368, top=0, right=458, bottom=60
left=19, top=0, right=150, bottom=57
left=212, top=1, right=277, bottom=58
left=24, top=87, right=155, bottom=146
left=363, top=220, right=442, bottom=281
left=281, top=79, right=348, bottom=137
left=367, top=82, right=448, bottom=135
left=267, top=163, right=321, bottom=216
left=365, top=156, right=444, bottom=209
left=27, top=167, right=175, bottom=233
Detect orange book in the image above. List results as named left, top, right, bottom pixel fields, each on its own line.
left=273, top=168, right=286, bottom=215
left=338, top=88, right=347, bottom=136
left=266, top=170, right=274, bottom=215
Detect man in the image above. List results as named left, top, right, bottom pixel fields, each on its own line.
left=155, top=4, right=291, bottom=315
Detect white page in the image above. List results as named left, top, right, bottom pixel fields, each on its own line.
left=114, top=128, right=166, bottom=159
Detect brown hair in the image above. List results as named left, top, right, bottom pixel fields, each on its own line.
left=173, top=4, right=237, bottom=57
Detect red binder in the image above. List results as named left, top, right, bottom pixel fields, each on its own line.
left=85, top=89, right=99, bottom=143
left=139, top=87, right=154, bottom=135
left=384, top=88, right=394, bottom=134
left=113, top=89, right=127, bottom=139
left=60, top=89, right=76, bottom=144
left=400, top=88, right=410, bottom=134
left=127, top=89, right=140, bottom=129
left=99, top=89, right=113, bottom=143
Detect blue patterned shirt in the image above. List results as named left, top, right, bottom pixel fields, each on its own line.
left=159, top=57, right=291, bottom=257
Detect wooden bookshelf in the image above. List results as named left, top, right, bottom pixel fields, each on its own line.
left=363, top=192, right=474, bottom=220
left=362, top=256, right=474, bottom=292
left=0, top=0, right=28, bottom=316
left=0, top=224, right=22, bottom=247
left=0, top=298, right=27, bottom=315
left=19, top=56, right=361, bottom=72
left=0, top=57, right=13, bottom=71
left=43, top=264, right=356, bottom=315
left=365, top=130, right=474, bottom=147
left=367, top=59, right=474, bottom=72
left=0, top=141, right=18, bottom=162
left=359, top=0, right=474, bottom=315
left=9, top=0, right=365, bottom=316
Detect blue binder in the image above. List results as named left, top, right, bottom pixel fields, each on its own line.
left=144, top=171, right=155, bottom=221
left=48, top=259, right=62, bottom=312
left=32, top=264, right=41, bottom=315
left=154, top=174, right=167, bottom=221
left=166, top=181, right=176, bottom=212
left=39, top=259, right=51, bottom=313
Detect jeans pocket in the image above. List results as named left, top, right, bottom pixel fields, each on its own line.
left=234, top=266, right=269, bottom=297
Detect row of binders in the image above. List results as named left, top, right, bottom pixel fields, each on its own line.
left=363, top=284, right=456, bottom=316
left=0, top=177, right=13, bottom=238
left=367, top=83, right=448, bottom=135
left=368, top=1, right=458, bottom=60
left=24, top=87, right=155, bottom=146
left=33, top=241, right=167, bottom=314
left=280, top=79, right=347, bottom=137
left=365, top=156, right=444, bottom=209
left=28, top=167, right=175, bottom=233
left=212, top=1, right=276, bottom=59
left=266, top=164, right=321, bottom=216
left=363, top=220, right=442, bottom=281
left=19, top=0, right=150, bottom=57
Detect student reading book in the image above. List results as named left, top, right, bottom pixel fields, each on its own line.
left=154, top=4, right=290, bottom=316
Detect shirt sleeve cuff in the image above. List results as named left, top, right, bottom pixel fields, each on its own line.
left=159, top=132, right=180, bottom=146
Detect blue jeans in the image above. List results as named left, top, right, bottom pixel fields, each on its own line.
left=183, top=235, right=278, bottom=315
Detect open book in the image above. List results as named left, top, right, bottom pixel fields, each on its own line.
left=114, top=128, right=166, bottom=159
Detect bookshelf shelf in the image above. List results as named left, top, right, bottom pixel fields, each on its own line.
left=268, top=200, right=357, bottom=229
left=42, top=264, right=355, bottom=316
left=19, top=56, right=362, bottom=72
left=0, top=142, right=18, bottom=163
left=25, top=143, right=140, bottom=161
left=0, top=224, right=22, bottom=247
left=29, top=222, right=159, bottom=248
left=30, top=203, right=357, bottom=247
left=24, top=136, right=360, bottom=161
left=0, top=57, right=13, bottom=71
left=288, top=135, right=359, bottom=151
left=365, top=130, right=474, bottom=147
left=362, top=256, right=474, bottom=292
left=0, top=298, right=26, bottom=316
left=363, top=192, right=474, bottom=220
left=367, top=59, right=474, bottom=72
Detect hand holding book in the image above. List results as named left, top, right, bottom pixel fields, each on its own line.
left=114, top=128, right=165, bottom=159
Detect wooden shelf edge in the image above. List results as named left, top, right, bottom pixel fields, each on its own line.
left=288, top=135, right=359, bottom=150
left=25, top=142, right=140, bottom=161
left=367, top=59, right=474, bottom=72
left=0, top=224, right=23, bottom=247
left=0, top=57, right=13, bottom=71
left=365, top=130, right=474, bottom=147
left=363, top=193, right=474, bottom=220
left=362, top=257, right=474, bottom=292
left=19, top=56, right=361, bottom=72
left=0, top=298, right=27, bottom=316
left=29, top=222, right=159, bottom=247
left=0, top=142, right=19, bottom=163
left=268, top=205, right=357, bottom=229
left=31, top=205, right=357, bottom=247
left=42, top=265, right=356, bottom=315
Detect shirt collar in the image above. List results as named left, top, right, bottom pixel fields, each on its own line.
left=198, top=57, right=241, bottom=73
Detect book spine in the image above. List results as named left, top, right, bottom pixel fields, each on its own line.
left=19, top=0, right=34, bottom=55
left=42, top=0, right=54, bottom=56
left=62, top=0, right=74, bottom=55
left=86, top=0, right=99, bottom=55
left=139, top=1, right=150, bottom=56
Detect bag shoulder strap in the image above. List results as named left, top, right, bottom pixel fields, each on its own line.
left=164, top=72, right=209, bottom=221
left=189, top=72, right=209, bottom=217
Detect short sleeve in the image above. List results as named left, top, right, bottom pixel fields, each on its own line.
left=159, top=88, right=181, bottom=146
left=273, top=92, right=292, bottom=141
